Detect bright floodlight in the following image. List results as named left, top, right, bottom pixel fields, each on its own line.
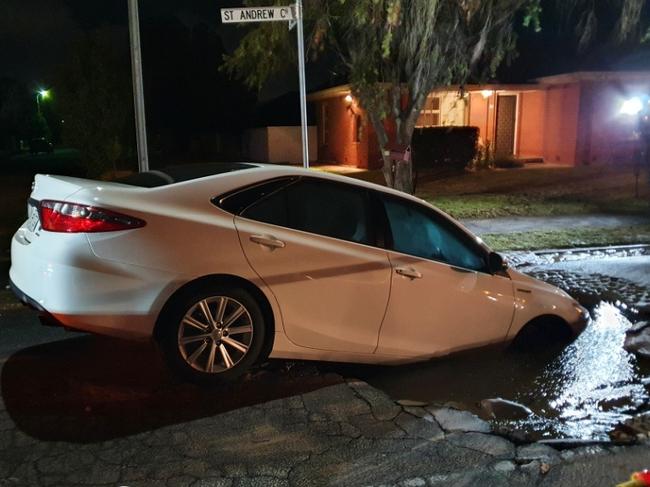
left=620, top=97, right=642, bottom=116
left=38, top=89, right=50, bottom=99
left=344, top=94, right=353, bottom=104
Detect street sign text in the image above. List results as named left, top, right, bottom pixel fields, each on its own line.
left=220, top=6, right=295, bottom=23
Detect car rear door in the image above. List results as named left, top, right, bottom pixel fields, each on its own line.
left=375, top=194, right=515, bottom=358
left=229, top=177, right=391, bottom=354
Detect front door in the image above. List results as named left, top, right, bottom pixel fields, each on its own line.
left=375, top=195, right=515, bottom=358
left=494, top=94, right=517, bottom=157
left=234, top=178, right=391, bottom=353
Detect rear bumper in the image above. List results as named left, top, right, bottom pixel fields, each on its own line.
left=9, top=277, right=45, bottom=312
left=9, top=277, right=69, bottom=329
left=10, top=228, right=181, bottom=340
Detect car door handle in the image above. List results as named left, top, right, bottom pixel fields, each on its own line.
left=395, top=266, right=422, bottom=279
left=249, top=234, right=286, bottom=249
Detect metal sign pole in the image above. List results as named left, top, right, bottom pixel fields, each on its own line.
left=128, top=0, right=149, bottom=172
left=220, top=4, right=308, bottom=168
left=295, top=0, right=309, bottom=169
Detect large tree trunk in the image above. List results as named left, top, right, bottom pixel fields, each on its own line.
left=392, top=109, right=419, bottom=194
left=367, top=111, right=394, bottom=188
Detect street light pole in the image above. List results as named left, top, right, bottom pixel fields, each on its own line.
left=127, top=0, right=150, bottom=173
left=36, top=89, right=49, bottom=115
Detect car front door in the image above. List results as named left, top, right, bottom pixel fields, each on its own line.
left=230, top=177, right=391, bottom=354
left=375, top=195, right=515, bottom=359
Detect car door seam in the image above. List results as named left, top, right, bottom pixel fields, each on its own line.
left=232, top=215, right=290, bottom=338
left=372, top=251, right=396, bottom=354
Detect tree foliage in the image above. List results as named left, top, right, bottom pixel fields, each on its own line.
left=0, top=78, right=33, bottom=149
left=224, top=0, right=648, bottom=193
left=225, top=0, right=536, bottom=192
left=556, top=0, right=649, bottom=51
left=54, top=30, right=134, bottom=177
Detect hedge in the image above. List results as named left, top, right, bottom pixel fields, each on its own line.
left=411, top=126, right=479, bottom=172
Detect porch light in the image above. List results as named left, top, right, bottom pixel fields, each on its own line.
left=344, top=94, right=353, bottom=104
left=481, top=90, right=494, bottom=99
left=620, top=97, right=643, bottom=116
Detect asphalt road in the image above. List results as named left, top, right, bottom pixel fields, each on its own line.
left=1, top=256, right=650, bottom=486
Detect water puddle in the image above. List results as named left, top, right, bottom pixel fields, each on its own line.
left=354, top=301, right=650, bottom=441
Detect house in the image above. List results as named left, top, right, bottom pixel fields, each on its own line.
left=307, top=71, right=650, bottom=169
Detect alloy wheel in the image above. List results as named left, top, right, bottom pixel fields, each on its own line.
left=177, top=296, right=254, bottom=373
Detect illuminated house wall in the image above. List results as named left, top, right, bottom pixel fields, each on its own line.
left=308, top=71, right=650, bottom=168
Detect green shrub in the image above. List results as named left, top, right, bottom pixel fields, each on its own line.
left=411, top=126, right=479, bottom=173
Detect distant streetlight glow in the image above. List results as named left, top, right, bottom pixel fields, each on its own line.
left=620, top=97, right=643, bottom=116
left=36, top=88, right=51, bottom=114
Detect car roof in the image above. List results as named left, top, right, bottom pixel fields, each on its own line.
left=117, top=162, right=259, bottom=187
left=124, top=162, right=419, bottom=204
left=215, top=164, right=430, bottom=205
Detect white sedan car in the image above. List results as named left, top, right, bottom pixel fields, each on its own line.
left=10, top=163, right=588, bottom=383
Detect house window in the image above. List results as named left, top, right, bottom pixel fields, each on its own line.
left=416, top=95, right=441, bottom=128
left=354, top=114, right=363, bottom=143
left=321, top=103, right=329, bottom=145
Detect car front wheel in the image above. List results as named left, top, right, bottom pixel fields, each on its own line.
left=159, top=285, right=265, bottom=384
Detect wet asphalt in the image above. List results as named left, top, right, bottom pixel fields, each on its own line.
left=1, top=255, right=649, bottom=443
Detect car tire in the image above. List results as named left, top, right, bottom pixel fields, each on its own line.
left=159, top=284, right=266, bottom=384
left=511, top=317, right=572, bottom=352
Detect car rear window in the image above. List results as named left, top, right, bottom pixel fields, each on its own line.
left=118, top=163, right=256, bottom=188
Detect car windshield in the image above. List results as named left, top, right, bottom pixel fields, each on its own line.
left=117, top=162, right=257, bottom=188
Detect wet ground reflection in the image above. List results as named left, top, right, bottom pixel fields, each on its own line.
left=354, top=302, right=650, bottom=440
left=513, top=302, right=649, bottom=439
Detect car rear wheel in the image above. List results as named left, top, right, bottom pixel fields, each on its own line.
left=159, top=285, right=265, bottom=384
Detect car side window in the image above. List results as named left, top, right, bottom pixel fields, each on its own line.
left=382, top=197, right=486, bottom=271
left=218, top=178, right=295, bottom=216
left=242, top=178, right=373, bottom=246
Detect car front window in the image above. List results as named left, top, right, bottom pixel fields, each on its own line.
left=382, top=197, right=486, bottom=271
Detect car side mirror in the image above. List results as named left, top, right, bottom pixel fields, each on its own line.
left=488, top=252, right=508, bottom=274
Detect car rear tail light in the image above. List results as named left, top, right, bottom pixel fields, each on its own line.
left=39, top=200, right=146, bottom=233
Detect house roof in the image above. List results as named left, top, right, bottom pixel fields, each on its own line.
left=536, top=71, right=650, bottom=84
left=306, top=84, right=352, bottom=101
left=307, top=82, right=542, bottom=101
left=307, top=71, right=650, bottom=100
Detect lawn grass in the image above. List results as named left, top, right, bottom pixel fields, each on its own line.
left=482, top=225, right=650, bottom=252
left=341, top=165, right=650, bottom=220
left=335, top=164, right=650, bottom=250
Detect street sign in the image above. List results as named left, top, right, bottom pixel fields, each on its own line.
left=220, top=2, right=310, bottom=169
left=220, top=6, right=295, bottom=24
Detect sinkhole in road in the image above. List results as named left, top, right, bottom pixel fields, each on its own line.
left=355, top=300, right=650, bottom=441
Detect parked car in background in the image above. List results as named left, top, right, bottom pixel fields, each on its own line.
left=10, top=163, right=589, bottom=383
left=29, top=137, right=54, bottom=155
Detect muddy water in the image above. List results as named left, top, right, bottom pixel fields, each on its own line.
left=355, top=301, right=650, bottom=441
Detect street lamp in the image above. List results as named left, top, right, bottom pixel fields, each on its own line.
left=620, top=97, right=643, bottom=116
left=36, top=89, right=50, bottom=114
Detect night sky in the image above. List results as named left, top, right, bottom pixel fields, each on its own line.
left=2, top=0, right=649, bottom=92
left=1, top=0, right=649, bottom=152
left=0, top=0, right=245, bottom=83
